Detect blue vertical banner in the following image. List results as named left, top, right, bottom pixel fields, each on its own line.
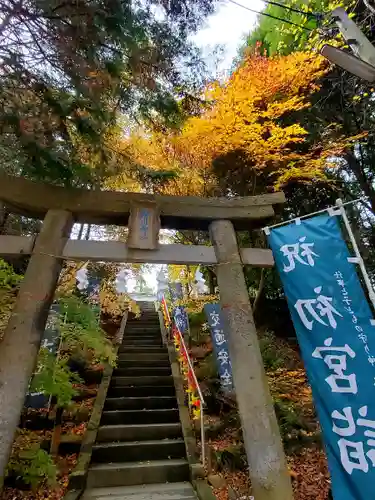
left=268, top=213, right=375, bottom=500
left=204, top=303, right=233, bottom=391
left=174, top=306, right=189, bottom=335
left=169, top=282, right=183, bottom=303
left=169, top=282, right=189, bottom=336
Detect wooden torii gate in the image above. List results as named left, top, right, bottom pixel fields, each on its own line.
left=0, top=173, right=294, bottom=500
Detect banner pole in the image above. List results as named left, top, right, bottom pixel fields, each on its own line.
left=336, top=198, right=375, bottom=310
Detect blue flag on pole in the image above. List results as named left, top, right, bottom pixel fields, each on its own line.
left=169, top=282, right=189, bottom=336
left=267, top=213, right=375, bottom=500
left=169, top=282, right=183, bottom=302
left=174, top=306, right=189, bottom=334
left=204, top=303, right=233, bottom=391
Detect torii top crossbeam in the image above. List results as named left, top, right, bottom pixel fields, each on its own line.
left=0, top=172, right=285, bottom=230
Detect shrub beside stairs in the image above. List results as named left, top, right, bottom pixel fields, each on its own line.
left=80, top=303, right=202, bottom=500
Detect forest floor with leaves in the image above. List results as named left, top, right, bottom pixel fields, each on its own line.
left=2, top=453, right=77, bottom=500
left=1, top=384, right=98, bottom=500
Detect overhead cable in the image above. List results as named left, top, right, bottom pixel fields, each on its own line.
left=262, top=0, right=322, bottom=19
left=227, top=0, right=313, bottom=31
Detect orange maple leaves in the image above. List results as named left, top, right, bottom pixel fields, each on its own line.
left=115, top=51, right=358, bottom=193
left=177, top=51, right=329, bottom=187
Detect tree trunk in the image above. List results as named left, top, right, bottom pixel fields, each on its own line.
left=209, top=220, right=293, bottom=500
left=85, top=224, right=91, bottom=240
left=207, top=267, right=216, bottom=295
left=50, top=406, right=64, bottom=457
left=344, top=149, right=375, bottom=214
left=77, top=223, right=85, bottom=240
left=0, top=209, right=73, bottom=489
left=0, top=204, right=9, bottom=235
left=185, top=265, right=191, bottom=297
left=253, top=268, right=265, bottom=317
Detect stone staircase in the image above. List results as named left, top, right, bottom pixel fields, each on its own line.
left=82, top=303, right=198, bottom=500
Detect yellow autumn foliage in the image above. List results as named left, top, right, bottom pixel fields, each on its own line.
left=111, top=51, right=362, bottom=194
left=176, top=51, right=328, bottom=185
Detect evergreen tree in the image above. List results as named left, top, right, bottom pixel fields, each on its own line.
left=0, top=0, right=217, bottom=185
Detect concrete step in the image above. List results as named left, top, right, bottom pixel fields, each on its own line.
left=118, top=346, right=167, bottom=354
left=137, top=302, right=157, bottom=310
left=97, top=422, right=183, bottom=443
left=92, top=439, right=186, bottom=463
left=110, top=375, right=174, bottom=387
left=121, top=340, right=163, bottom=346
left=123, top=328, right=161, bottom=333
left=104, top=396, right=177, bottom=411
left=113, top=367, right=171, bottom=377
left=126, top=328, right=160, bottom=332
left=87, top=460, right=190, bottom=488
left=122, top=335, right=161, bottom=341
left=82, top=482, right=197, bottom=500
left=116, top=358, right=170, bottom=368
left=123, top=332, right=161, bottom=337
left=101, top=408, right=180, bottom=426
left=125, top=326, right=160, bottom=333
left=125, top=322, right=160, bottom=328
left=126, top=321, right=160, bottom=325
left=117, top=352, right=169, bottom=362
left=107, top=385, right=176, bottom=398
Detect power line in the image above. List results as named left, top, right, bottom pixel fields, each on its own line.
left=227, top=0, right=313, bottom=31
left=262, top=0, right=321, bottom=19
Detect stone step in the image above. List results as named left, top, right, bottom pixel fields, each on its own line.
left=101, top=408, right=180, bottom=426
left=118, top=346, right=167, bottom=354
left=125, top=323, right=160, bottom=335
left=82, top=482, right=197, bottom=500
left=125, top=323, right=160, bottom=327
left=123, top=330, right=161, bottom=336
left=104, top=396, right=177, bottom=411
left=116, top=358, right=170, bottom=368
left=92, top=439, right=186, bottom=463
left=119, top=343, right=166, bottom=349
left=122, top=331, right=161, bottom=336
left=138, top=302, right=157, bottom=309
left=86, top=460, right=190, bottom=488
left=117, top=352, right=169, bottom=362
left=110, top=375, right=174, bottom=387
left=97, top=422, right=183, bottom=443
left=124, top=331, right=160, bottom=336
left=128, top=314, right=158, bottom=318
left=125, top=317, right=160, bottom=330
left=113, top=367, right=171, bottom=377
left=123, top=334, right=160, bottom=339
left=107, top=385, right=176, bottom=398
left=121, top=339, right=162, bottom=346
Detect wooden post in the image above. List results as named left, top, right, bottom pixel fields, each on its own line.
left=0, top=209, right=73, bottom=488
left=209, top=220, right=293, bottom=500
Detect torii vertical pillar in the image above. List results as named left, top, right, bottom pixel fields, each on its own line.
left=0, top=209, right=73, bottom=488
left=209, top=220, right=293, bottom=500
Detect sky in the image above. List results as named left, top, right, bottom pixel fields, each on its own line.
left=192, top=0, right=265, bottom=75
